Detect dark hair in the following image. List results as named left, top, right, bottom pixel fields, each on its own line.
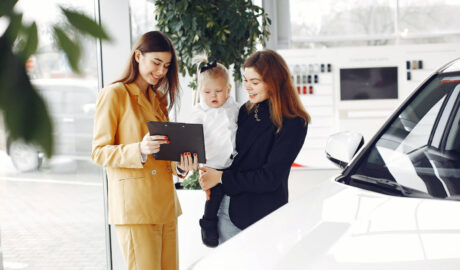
left=114, top=31, right=180, bottom=111
left=244, top=49, right=311, bottom=133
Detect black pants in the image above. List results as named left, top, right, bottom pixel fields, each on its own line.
left=203, top=184, right=224, bottom=220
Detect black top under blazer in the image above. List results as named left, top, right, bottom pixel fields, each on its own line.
left=221, top=99, right=308, bottom=229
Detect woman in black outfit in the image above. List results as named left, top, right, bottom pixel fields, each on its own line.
left=199, top=49, right=311, bottom=243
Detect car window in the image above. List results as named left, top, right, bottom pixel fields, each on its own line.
left=445, top=104, right=460, bottom=154
left=396, top=95, right=445, bottom=153
left=351, top=73, right=460, bottom=200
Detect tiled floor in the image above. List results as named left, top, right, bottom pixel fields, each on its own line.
left=0, top=151, right=107, bottom=270
left=0, top=180, right=107, bottom=270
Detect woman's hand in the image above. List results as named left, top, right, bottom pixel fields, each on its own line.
left=199, top=167, right=223, bottom=190
left=177, top=152, right=198, bottom=174
left=140, top=133, right=169, bottom=155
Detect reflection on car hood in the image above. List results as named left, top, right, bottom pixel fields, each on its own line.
left=191, top=179, right=460, bottom=270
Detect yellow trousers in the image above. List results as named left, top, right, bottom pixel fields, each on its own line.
left=115, top=221, right=178, bottom=270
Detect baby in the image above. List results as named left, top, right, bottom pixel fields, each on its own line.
left=188, top=58, right=239, bottom=247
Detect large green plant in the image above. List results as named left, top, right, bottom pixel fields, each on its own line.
left=0, top=0, right=110, bottom=157
left=154, top=0, right=270, bottom=189
left=154, top=0, right=271, bottom=88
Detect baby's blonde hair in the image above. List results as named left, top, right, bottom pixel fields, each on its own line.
left=193, top=55, right=230, bottom=91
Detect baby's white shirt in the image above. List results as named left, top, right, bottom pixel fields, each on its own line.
left=188, top=97, right=239, bottom=169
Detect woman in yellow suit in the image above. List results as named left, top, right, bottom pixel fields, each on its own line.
left=91, top=31, right=196, bottom=270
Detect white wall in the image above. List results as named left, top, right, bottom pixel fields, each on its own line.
left=278, top=43, right=460, bottom=168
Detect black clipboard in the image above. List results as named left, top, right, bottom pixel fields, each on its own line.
left=147, top=121, right=206, bottom=163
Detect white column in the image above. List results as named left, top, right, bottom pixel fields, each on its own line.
left=0, top=228, right=3, bottom=270
left=96, top=0, right=131, bottom=269
left=262, top=0, right=291, bottom=49
left=98, top=0, right=132, bottom=87
left=276, top=0, right=291, bottom=49
left=263, top=0, right=277, bottom=49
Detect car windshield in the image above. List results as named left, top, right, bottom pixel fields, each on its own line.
left=351, top=72, right=460, bottom=200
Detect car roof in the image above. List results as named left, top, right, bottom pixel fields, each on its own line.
left=439, top=58, right=460, bottom=74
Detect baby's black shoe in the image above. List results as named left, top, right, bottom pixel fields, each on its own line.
left=199, top=217, right=219, bottom=247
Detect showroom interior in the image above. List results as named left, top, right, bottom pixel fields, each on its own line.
left=1, top=0, right=460, bottom=269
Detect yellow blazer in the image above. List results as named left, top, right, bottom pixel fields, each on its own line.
left=91, top=82, right=182, bottom=225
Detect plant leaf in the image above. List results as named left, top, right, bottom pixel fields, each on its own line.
left=0, top=36, right=53, bottom=157
left=61, top=7, right=110, bottom=40
left=154, top=0, right=271, bottom=87
left=4, top=12, right=23, bottom=44
left=180, top=170, right=200, bottom=189
left=19, top=22, right=38, bottom=61
left=0, top=0, right=19, bottom=17
left=53, top=26, right=81, bottom=73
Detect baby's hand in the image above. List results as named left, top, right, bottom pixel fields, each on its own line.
left=198, top=167, right=222, bottom=190
left=205, top=189, right=211, bottom=201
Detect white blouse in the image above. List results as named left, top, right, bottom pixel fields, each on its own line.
left=188, top=97, right=239, bottom=169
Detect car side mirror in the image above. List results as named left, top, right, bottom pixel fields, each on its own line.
left=325, top=131, right=364, bottom=169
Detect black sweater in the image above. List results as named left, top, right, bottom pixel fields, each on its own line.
left=221, top=99, right=308, bottom=229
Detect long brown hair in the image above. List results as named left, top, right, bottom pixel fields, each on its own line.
left=244, top=49, right=311, bottom=133
left=113, top=31, right=179, bottom=111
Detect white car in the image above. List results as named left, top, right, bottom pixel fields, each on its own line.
left=190, top=59, right=460, bottom=269
left=3, top=79, right=97, bottom=171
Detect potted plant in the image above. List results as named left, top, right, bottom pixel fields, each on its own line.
left=154, top=0, right=271, bottom=189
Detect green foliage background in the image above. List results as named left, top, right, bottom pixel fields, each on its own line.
left=154, top=0, right=271, bottom=88
left=154, top=0, right=271, bottom=188
left=180, top=170, right=201, bottom=190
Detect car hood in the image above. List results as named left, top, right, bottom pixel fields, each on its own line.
left=190, top=179, right=460, bottom=270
